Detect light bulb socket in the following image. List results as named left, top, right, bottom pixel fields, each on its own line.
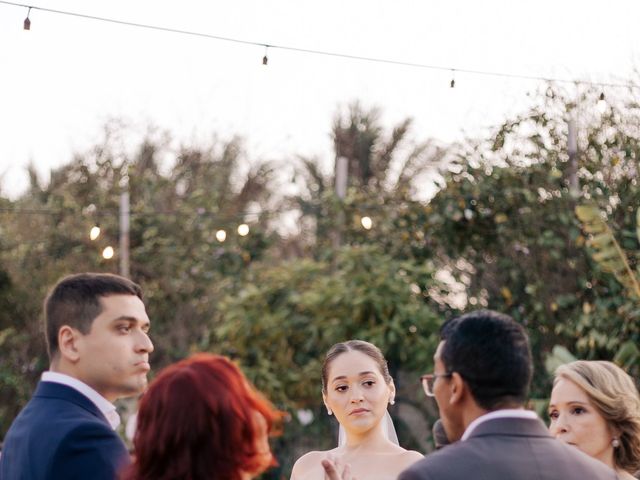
left=23, top=8, right=31, bottom=31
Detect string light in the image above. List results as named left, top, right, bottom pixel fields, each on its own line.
left=215, top=229, right=227, bottom=242
left=89, top=225, right=101, bottom=240
left=23, top=6, right=30, bottom=30
left=0, top=0, right=636, bottom=91
left=262, top=45, right=268, bottom=66
left=237, top=224, right=250, bottom=236
left=596, top=91, right=607, bottom=113
left=361, top=216, right=373, bottom=230
left=450, top=70, right=455, bottom=88
left=102, top=246, right=114, bottom=259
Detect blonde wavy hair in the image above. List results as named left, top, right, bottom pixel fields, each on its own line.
left=554, top=360, right=640, bottom=473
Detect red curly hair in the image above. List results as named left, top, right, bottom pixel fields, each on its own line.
left=122, top=353, right=281, bottom=480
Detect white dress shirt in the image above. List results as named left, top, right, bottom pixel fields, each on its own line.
left=41, top=371, right=121, bottom=430
left=461, top=408, right=539, bottom=441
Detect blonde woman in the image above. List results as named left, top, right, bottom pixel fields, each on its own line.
left=549, top=360, right=640, bottom=480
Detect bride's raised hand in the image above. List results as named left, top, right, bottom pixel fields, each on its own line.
left=322, top=454, right=356, bottom=480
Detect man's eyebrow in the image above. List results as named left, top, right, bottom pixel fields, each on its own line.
left=111, top=316, right=150, bottom=328
left=111, top=316, right=137, bottom=323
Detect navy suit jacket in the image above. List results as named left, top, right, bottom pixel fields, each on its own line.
left=399, top=416, right=617, bottom=480
left=0, top=381, right=130, bottom=480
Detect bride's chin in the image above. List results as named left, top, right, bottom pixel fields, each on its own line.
left=344, top=417, right=381, bottom=433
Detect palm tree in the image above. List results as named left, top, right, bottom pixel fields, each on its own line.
left=292, top=101, right=448, bottom=252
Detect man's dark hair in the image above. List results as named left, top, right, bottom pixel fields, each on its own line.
left=44, top=273, right=143, bottom=360
left=439, top=309, right=532, bottom=410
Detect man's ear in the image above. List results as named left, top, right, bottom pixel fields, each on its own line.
left=449, top=372, right=466, bottom=405
left=57, top=326, right=82, bottom=363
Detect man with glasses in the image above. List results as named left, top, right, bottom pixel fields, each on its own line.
left=397, top=310, right=616, bottom=480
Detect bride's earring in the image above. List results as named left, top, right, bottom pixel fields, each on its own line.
left=612, top=438, right=620, bottom=448
left=327, top=408, right=333, bottom=416
left=389, top=398, right=395, bottom=405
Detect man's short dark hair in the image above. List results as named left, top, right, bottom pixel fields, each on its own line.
left=439, top=309, right=532, bottom=410
left=44, top=273, right=143, bottom=360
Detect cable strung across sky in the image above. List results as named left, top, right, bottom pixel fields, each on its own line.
left=0, top=0, right=637, bottom=90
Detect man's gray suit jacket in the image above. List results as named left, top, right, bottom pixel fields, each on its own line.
left=399, top=417, right=617, bottom=480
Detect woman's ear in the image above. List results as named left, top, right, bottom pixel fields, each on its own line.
left=322, top=392, right=333, bottom=416
left=389, top=379, right=396, bottom=405
left=608, top=424, right=622, bottom=440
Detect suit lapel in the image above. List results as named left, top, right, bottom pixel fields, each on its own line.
left=33, top=381, right=111, bottom=426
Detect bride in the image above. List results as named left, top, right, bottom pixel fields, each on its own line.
left=291, top=340, right=423, bottom=480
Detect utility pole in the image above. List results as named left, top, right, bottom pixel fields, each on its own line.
left=568, top=115, right=579, bottom=197
left=119, top=189, right=130, bottom=278
left=333, top=156, right=348, bottom=249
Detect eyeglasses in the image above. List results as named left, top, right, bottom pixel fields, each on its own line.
left=420, top=373, right=453, bottom=397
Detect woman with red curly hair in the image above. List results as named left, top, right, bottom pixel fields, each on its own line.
left=121, top=353, right=281, bottom=480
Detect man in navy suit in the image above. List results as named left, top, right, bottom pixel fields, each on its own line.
left=0, top=273, right=154, bottom=480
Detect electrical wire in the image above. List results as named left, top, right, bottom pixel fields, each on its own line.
left=0, top=0, right=637, bottom=90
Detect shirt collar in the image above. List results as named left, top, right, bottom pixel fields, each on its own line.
left=41, top=371, right=121, bottom=430
left=461, top=408, right=538, bottom=441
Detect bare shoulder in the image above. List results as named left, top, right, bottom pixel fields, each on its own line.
left=291, top=449, right=336, bottom=479
left=400, top=449, right=424, bottom=461
left=396, top=449, right=424, bottom=469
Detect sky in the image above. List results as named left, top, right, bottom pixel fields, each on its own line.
left=0, top=0, right=638, bottom=197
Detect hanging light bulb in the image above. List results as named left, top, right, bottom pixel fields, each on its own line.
left=361, top=216, right=373, bottom=230
left=216, top=230, right=227, bottom=242
left=450, top=70, right=455, bottom=88
left=89, top=225, right=101, bottom=241
left=596, top=92, right=607, bottom=113
left=23, top=7, right=31, bottom=30
left=102, top=246, right=114, bottom=259
left=237, top=224, right=250, bottom=236
left=262, top=45, right=269, bottom=65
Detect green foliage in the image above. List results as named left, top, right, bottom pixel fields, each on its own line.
left=214, top=245, right=441, bottom=407
left=574, top=202, right=640, bottom=377
left=293, top=101, right=446, bottom=257
left=613, top=341, right=640, bottom=371
left=575, top=204, right=640, bottom=299
left=544, top=345, right=578, bottom=375
left=420, top=84, right=640, bottom=397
